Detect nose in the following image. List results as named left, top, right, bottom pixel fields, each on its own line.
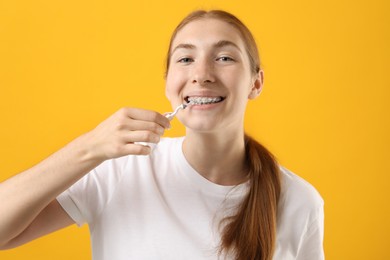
left=191, top=59, right=215, bottom=85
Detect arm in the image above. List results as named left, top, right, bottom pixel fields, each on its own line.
left=0, top=107, right=170, bottom=249
left=0, top=200, right=74, bottom=250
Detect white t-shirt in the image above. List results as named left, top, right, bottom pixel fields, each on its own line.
left=57, top=137, right=324, bottom=260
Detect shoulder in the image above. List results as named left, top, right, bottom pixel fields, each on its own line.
left=278, top=166, right=324, bottom=219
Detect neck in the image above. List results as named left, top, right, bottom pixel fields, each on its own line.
left=182, top=129, right=248, bottom=186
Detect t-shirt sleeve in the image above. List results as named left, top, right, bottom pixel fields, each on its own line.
left=56, top=157, right=127, bottom=226
left=296, top=204, right=325, bottom=260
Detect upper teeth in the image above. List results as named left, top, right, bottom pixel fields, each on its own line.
left=188, top=96, right=222, bottom=105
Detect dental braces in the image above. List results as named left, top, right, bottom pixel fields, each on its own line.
left=187, top=96, right=222, bottom=105
left=164, top=97, right=222, bottom=121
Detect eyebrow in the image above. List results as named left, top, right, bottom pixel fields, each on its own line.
left=214, top=40, right=242, bottom=53
left=170, top=40, right=242, bottom=56
left=170, top=43, right=196, bottom=56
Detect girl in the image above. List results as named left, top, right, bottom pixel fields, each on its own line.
left=0, top=10, right=324, bottom=260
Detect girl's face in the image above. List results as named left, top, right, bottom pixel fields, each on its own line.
left=165, top=18, right=262, bottom=133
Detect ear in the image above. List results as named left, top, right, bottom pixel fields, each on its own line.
left=248, top=70, right=264, bottom=100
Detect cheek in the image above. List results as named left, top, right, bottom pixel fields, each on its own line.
left=165, top=73, right=178, bottom=101
left=165, top=68, right=186, bottom=101
left=221, top=69, right=252, bottom=95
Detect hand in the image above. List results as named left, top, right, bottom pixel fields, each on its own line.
left=82, top=107, right=170, bottom=160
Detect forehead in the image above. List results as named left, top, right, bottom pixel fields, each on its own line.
left=171, top=18, right=245, bottom=51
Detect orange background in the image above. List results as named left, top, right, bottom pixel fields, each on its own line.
left=0, top=0, right=389, bottom=259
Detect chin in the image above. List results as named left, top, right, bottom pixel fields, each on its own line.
left=179, top=117, right=225, bottom=133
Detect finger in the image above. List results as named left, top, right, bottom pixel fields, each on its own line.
left=121, top=120, right=166, bottom=136
left=124, top=108, right=171, bottom=129
left=122, top=143, right=152, bottom=156
left=123, top=130, right=161, bottom=144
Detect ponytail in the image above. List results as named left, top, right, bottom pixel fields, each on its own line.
left=220, top=134, right=281, bottom=260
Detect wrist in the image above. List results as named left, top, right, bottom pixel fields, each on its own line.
left=68, top=133, right=105, bottom=165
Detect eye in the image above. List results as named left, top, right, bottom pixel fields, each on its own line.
left=216, top=56, right=235, bottom=62
left=177, top=57, right=194, bottom=64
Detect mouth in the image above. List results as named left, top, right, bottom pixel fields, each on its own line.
left=184, top=96, right=225, bottom=105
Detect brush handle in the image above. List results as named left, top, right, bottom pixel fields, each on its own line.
left=164, top=104, right=185, bottom=121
